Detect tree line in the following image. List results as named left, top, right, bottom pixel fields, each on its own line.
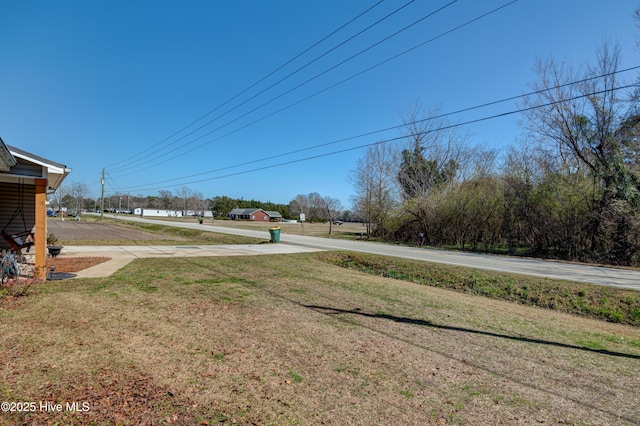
left=351, top=43, right=640, bottom=266
left=54, top=184, right=346, bottom=224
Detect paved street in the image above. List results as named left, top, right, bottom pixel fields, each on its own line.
left=100, top=215, right=640, bottom=290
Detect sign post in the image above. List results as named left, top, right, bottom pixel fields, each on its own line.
left=300, top=213, right=305, bottom=235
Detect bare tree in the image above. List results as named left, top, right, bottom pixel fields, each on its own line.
left=398, top=102, right=472, bottom=196
left=520, top=44, right=640, bottom=263
left=289, top=194, right=309, bottom=219
left=350, top=141, right=398, bottom=237
left=323, top=196, right=342, bottom=235
left=158, top=190, right=173, bottom=209
left=190, top=190, right=205, bottom=215
left=396, top=102, right=471, bottom=242
left=290, top=192, right=342, bottom=225
left=176, top=187, right=193, bottom=216
left=51, top=185, right=65, bottom=214
left=290, top=193, right=326, bottom=221
left=68, top=182, right=90, bottom=215
left=469, top=147, right=499, bottom=179
left=307, top=192, right=325, bottom=221
left=521, top=44, right=639, bottom=207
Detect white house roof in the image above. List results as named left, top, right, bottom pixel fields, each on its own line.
left=228, top=208, right=282, bottom=218
left=228, top=208, right=264, bottom=216
left=0, top=138, right=71, bottom=191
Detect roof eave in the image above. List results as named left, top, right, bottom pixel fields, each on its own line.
left=5, top=144, right=71, bottom=191
left=47, top=167, right=72, bottom=192
left=0, top=138, right=17, bottom=171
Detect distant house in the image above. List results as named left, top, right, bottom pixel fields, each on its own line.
left=265, top=211, right=283, bottom=221
left=227, top=208, right=282, bottom=222
left=132, top=209, right=214, bottom=218
left=134, top=208, right=183, bottom=217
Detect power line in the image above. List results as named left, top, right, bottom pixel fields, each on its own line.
left=106, top=0, right=399, bottom=172
left=108, top=0, right=515, bottom=178
left=112, top=65, right=640, bottom=190
left=108, top=0, right=437, bottom=174
left=110, top=79, right=639, bottom=193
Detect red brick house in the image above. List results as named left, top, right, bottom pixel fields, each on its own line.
left=227, top=208, right=283, bottom=222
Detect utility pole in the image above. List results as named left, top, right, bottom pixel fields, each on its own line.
left=100, top=168, right=105, bottom=221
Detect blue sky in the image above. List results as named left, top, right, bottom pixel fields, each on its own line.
left=1, top=0, right=638, bottom=209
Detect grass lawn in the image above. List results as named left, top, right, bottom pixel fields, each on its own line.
left=1, top=251, right=639, bottom=425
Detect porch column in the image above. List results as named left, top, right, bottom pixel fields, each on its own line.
left=34, top=178, right=47, bottom=279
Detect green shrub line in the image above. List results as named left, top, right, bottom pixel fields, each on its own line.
left=318, top=252, right=640, bottom=327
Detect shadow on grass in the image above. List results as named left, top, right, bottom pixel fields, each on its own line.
left=302, top=304, right=640, bottom=360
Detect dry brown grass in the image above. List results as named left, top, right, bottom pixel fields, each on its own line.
left=47, top=217, right=265, bottom=246
left=1, top=253, right=639, bottom=425
left=176, top=217, right=368, bottom=238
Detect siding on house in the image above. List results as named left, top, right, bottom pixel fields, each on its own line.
left=228, top=208, right=277, bottom=221
left=136, top=209, right=183, bottom=217
left=0, top=182, right=35, bottom=249
left=0, top=138, right=70, bottom=278
left=132, top=209, right=213, bottom=218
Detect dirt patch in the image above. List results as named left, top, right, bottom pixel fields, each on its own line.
left=47, top=219, right=184, bottom=242
left=4, top=367, right=200, bottom=425
left=46, top=256, right=111, bottom=273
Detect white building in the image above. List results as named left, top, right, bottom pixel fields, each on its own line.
left=134, top=208, right=183, bottom=217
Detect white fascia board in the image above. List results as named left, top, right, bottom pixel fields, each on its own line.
left=7, top=147, right=71, bottom=191
left=10, top=151, right=64, bottom=174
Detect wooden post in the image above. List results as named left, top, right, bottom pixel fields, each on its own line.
left=34, top=178, right=47, bottom=279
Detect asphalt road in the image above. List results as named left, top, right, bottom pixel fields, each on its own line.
left=105, top=215, right=640, bottom=290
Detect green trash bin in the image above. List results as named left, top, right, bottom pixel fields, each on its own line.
left=269, top=227, right=281, bottom=243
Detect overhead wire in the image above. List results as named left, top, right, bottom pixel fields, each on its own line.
left=108, top=72, right=640, bottom=193
left=112, top=83, right=639, bottom=193
left=107, top=0, right=640, bottom=195
left=106, top=1, right=388, bottom=171
left=110, top=0, right=460, bottom=175
left=106, top=0, right=405, bottom=172
left=103, top=169, right=125, bottom=194
left=109, top=65, right=640, bottom=189
left=108, top=0, right=515, bottom=179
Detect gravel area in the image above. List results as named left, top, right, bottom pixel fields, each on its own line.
left=47, top=218, right=179, bottom=241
